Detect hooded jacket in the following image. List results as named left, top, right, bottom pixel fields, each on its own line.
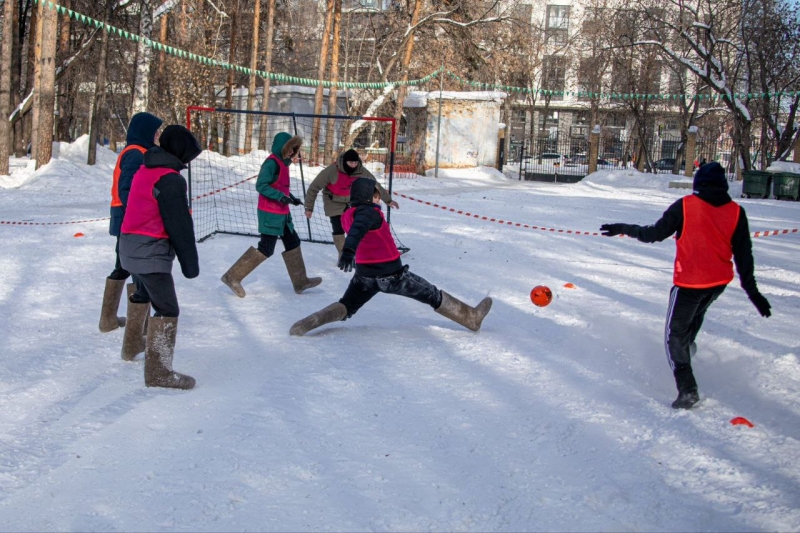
left=256, top=133, right=302, bottom=236
left=109, top=112, right=163, bottom=236
left=119, top=126, right=202, bottom=278
left=303, top=151, right=391, bottom=217
left=341, top=178, right=403, bottom=277
left=616, top=163, right=758, bottom=293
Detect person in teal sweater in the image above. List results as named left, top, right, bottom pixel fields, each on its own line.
left=221, top=132, right=321, bottom=297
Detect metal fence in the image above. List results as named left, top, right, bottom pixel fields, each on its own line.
left=518, top=135, right=590, bottom=183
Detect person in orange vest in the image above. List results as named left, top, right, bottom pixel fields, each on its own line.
left=600, top=162, right=771, bottom=409
left=119, top=125, right=202, bottom=389
left=99, top=112, right=163, bottom=333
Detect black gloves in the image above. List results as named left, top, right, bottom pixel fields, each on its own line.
left=338, top=249, right=356, bottom=272
left=280, top=194, right=303, bottom=206
left=600, top=223, right=626, bottom=237
left=747, top=291, right=772, bottom=317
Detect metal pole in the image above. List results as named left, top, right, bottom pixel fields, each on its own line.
left=434, top=66, right=444, bottom=178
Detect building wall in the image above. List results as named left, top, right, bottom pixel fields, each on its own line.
left=423, top=92, right=506, bottom=169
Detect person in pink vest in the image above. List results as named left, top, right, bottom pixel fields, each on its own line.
left=290, top=178, right=492, bottom=336
left=221, top=132, right=321, bottom=297
left=119, top=125, right=202, bottom=390
left=600, top=162, right=771, bottom=409
left=302, top=149, right=398, bottom=258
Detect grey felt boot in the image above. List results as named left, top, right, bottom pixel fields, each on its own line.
left=282, top=247, right=322, bottom=294
left=434, top=291, right=492, bottom=332
left=290, top=302, right=348, bottom=336
left=144, top=316, right=195, bottom=390
left=99, top=278, right=127, bottom=332
left=121, top=301, right=150, bottom=361
left=333, top=234, right=346, bottom=256
left=221, top=246, right=267, bottom=297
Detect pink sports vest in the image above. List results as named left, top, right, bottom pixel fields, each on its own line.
left=342, top=206, right=401, bottom=264
left=120, top=166, right=173, bottom=239
left=258, top=154, right=290, bottom=215
left=326, top=171, right=358, bottom=197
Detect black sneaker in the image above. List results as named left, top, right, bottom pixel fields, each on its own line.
left=671, top=390, right=700, bottom=409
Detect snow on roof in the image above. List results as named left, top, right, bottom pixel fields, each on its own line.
left=425, top=91, right=507, bottom=102
left=404, top=91, right=428, bottom=108
left=766, top=161, right=800, bottom=174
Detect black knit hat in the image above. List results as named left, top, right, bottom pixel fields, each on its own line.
left=693, top=162, right=728, bottom=192
left=159, top=125, right=202, bottom=165
left=342, top=149, right=361, bottom=163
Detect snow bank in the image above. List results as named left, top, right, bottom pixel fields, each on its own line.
left=766, top=161, right=800, bottom=174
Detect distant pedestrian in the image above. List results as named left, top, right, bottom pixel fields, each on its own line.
left=600, top=162, right=771, bottom=409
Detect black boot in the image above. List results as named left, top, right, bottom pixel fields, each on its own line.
left=671, top=364, right=699, bottom=409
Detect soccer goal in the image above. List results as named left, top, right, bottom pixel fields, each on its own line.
left=186, top=106, right=407, bottom=252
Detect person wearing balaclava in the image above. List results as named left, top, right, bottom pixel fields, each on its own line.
left=302, top=148, right=399, bottom=260
left=119, top=125, right=202, bottom=390
left=599, top=162, right=771, bottom=410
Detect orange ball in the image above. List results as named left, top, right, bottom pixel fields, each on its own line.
left=530, top=285, right=553, bottom=307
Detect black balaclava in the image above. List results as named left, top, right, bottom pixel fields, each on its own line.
left=342, top=149, right=361, bottom=175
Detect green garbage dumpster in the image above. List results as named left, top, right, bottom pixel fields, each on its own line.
left=772, top=172, right=800, bottom=201
left=741, top=170, right=772, bottom=199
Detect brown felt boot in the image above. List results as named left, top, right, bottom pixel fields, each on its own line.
left=290, top=302, right=347, bottom=336
left=434, top=291, right=493, bottom=332
left=282, top=246, right=322, bottom=294
left=144, top=316, right=195, bottom=390
left=99, top=278, right=127, bottom=332
left=221, top=246, right=267, bottom=298
left=121, top=300, right=150, bottom=361
left=127, top=282, right=149, bottom=331
left=333, top=234, right=346, bottom=257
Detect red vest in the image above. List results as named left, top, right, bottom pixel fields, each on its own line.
left=326, top=171, right=358, bottom=197
left=111, top=145, right=147, bottom=207
left=342, top=206, right=401, bottom=264
left=258, top=154, right=290, bottom=215
left=674, top=195, right=740, bottom=288
left=120, top=166, right=173, bottom=239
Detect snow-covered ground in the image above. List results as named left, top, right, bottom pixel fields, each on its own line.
left=1, top=137, right=799, bottom=532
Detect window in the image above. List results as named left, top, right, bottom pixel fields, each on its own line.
left=543, top=56, right=567, bottom=100
left=546, top=5, right=569, bottom=47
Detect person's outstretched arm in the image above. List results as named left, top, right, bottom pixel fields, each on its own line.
left=600, top=199, right=683, bottom=242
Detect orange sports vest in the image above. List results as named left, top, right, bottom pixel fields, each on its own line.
left=674, top=195, right=740, bottom=289
left=110, top=145, right=147, bottom=207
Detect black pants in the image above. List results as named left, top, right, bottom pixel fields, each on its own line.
left=108, top=237, right=130, bottom=280
left=257, top=226, right=301, bottom=257
left=664, top=285, right=726, bottom=370
left=130, top=272, right=180, bottom=318
left=339, top=265, right=443, bottom=317
left=330, top=215, right=344, bottom=236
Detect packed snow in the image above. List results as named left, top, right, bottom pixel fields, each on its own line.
left=1, top=137, right=799, bottom=531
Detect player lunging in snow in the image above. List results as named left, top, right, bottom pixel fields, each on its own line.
left=600, top=162, right=771, bottom=409
left=290, top=178, right=492, bottom=336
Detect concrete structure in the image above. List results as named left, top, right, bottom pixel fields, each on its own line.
left=422, top=91, right=506, bottom=169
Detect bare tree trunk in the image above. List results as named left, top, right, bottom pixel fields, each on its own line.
left=311, top=0, right=335, bottom=164
left=258, top=0, right=276, bottom=150
left=27, top=3, right=41, bottom=159
left=131, top=0, right=155, bottom=115
left=88, top=5, right=112, bottom=165
left=244, top=0, right=262, bottom=153
left=157, top=11, right=168, bottom=90
left=323, top=0, right=342, bottom=163
left=11, top=0, right=22, bottom=156
left=33, top=0, right=57, bottom=169
left=392, top=0, right=422, bottom=125
left=0, top=0, right=16, bottom=174
left=56, top=0, right=71, bottom=141
left=222, top=10, right=238, bottom=157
